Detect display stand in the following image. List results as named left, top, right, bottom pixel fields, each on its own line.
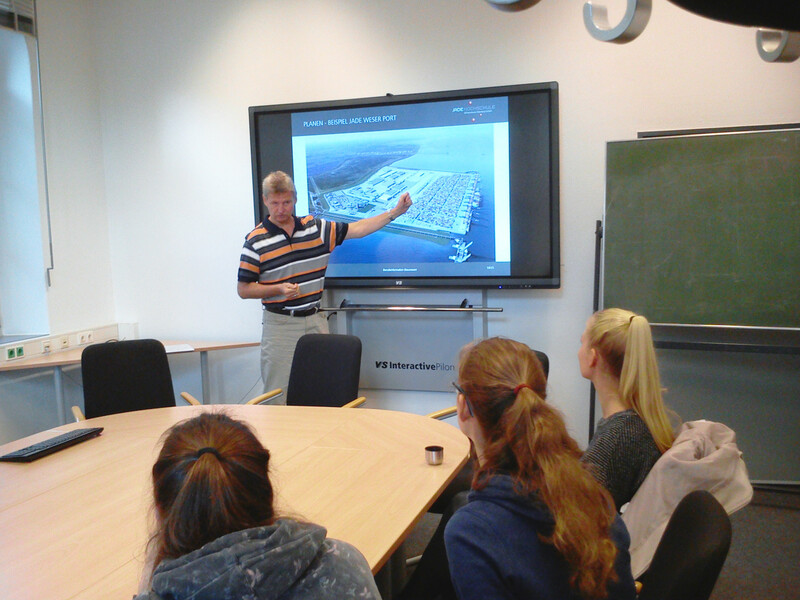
left=322, top=296, right=502, bottom=338
left=322, top=290, right=502, bottom=392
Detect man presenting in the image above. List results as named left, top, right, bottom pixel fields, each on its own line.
left=237, top=170, right=412, bottom=403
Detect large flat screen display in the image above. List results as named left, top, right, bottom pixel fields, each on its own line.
left=249, top=82, right=560, bottom=289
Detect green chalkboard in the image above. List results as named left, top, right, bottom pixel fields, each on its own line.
left=603, top=129, right=800, bottom=327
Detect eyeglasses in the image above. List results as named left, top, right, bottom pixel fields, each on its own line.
left=452, top=381, right=474, bottom=417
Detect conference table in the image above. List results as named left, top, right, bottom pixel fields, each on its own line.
left=0, top=340, right=259, bottom=424
left=0, top=404, right=470, bottom=600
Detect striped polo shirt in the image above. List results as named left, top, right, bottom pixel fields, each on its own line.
left=238, top=215, right=348, bottom=311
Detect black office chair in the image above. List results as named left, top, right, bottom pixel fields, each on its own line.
left=248, top=333, right=366, bottom=408
left=637, top=490, right=732, bottom=600
left=72, top=339, right=199, bottom=421
left=397, top=490, right=469, bottom=600
left=533, top=348, right=549, bottom=379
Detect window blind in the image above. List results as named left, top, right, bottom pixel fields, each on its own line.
left=0, top=0, right=35, bottom=36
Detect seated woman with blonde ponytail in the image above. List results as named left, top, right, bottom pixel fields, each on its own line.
left=135, top=412, right=380, bottom=600
left=579, top=308, right=677, bottom=510
left=445, top=337, right=635, bottom=600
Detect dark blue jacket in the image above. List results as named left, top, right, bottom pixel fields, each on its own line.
left=444, top=475, right=636, bottom=600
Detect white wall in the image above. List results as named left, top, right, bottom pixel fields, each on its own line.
left=36, top=0, right=116, bottom=334
left=18, top=0, right=800, bottom=444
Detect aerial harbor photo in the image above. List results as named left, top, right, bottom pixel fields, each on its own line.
left=301, top=127, right=501, bottom=269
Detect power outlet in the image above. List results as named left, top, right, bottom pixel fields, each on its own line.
left=42, top=340, right=52, bottom=354
left=4, top=346, right=24, bottom=360
left=60, top=336, right=70, bottom=350
left=78, top=331, right=95, bottom=345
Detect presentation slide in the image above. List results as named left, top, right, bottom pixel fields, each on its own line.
left=289, top=97, right=511, bottom=278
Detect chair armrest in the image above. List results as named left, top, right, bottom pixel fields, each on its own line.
left=342, top=396, right=366, bottom=409
left=426, top=406, right=457, bottom=420
left=247, top=388, right=283, bottom=405
left=71, top=406, right=86, bottom=422
left=180, top=392, right=201, bottom=406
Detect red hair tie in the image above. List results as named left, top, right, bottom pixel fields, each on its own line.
left=514, top=383, right=531, bottom=395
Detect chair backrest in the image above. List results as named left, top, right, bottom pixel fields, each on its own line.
left=286, top=333, right=362, bottom=407
left=81, top=339, right=177, bottom=419
left=638, top=490, right=732, bottom=600
left=533, top=349, right=549, bottom=379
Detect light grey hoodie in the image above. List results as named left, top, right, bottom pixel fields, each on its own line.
left=135, top=518, right=380, bottom=600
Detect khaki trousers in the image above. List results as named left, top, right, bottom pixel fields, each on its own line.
left=260, top=310, right=328, bottom=404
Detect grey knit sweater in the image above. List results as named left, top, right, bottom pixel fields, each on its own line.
left=582, top=409, right=661, bottom=511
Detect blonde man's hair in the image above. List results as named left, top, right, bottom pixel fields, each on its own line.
left=262, top=171, right=296, bottom=198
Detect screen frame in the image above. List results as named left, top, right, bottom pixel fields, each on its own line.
left=248, top=81, right=560, bottom=290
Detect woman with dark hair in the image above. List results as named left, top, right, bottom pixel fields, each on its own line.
left=579, top=308, right=677, bottom=510
left=445, top=337, right=635, bottom=600
left=135, top=412, right=380, bottom=600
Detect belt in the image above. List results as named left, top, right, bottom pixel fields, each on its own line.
left=265, top=306, right=319, bottom=317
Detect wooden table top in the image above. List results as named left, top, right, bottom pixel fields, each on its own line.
left=0, top=404, right=470, bottom=600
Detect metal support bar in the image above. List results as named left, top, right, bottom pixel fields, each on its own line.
left=321, top=298, right=502, bottom=313
left=474, top=290, right=490, bottom=339
left=200, top=350, right=211, bottom=404
left=589, top=219, right=603, bottom=442
left=655, top=341, right=800, bottom=355
left=53, top=365, right=66, bottom=424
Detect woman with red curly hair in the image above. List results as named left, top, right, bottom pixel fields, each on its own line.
left=445, top=337, right=635, bottom=600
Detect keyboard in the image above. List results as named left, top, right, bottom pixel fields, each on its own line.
left=0, top=427, right=104, bottom=462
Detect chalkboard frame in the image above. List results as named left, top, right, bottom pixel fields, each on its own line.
left=602, top=124, right=800, bottom=330
left=638, top=123, right=800, bottom=140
